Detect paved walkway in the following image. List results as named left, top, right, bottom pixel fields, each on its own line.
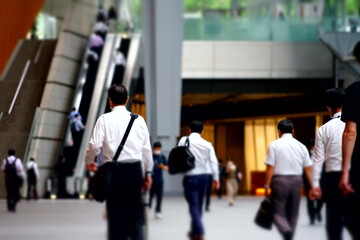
left=0, top=196, right=351, bottom=240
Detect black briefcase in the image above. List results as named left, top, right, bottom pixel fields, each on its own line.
left=254, top=196, right=273, bottom=230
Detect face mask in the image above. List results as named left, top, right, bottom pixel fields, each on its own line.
left=154, top=150, right=161, bottom=155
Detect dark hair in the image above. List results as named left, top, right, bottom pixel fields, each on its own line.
left=353, top=41, right=360, bottom=62
left=324, top=88, right=345, bottom=112
left=8, top=149, right=15, bottom=156
left=190, top=120, right=204, bottom=133
left=108, top=84, right=128, bottom=105
left=153, top=141, right=162, bottom=148
left=277, top=119, right=294, bottom=134
left=30, top=158, right=35, bottom=162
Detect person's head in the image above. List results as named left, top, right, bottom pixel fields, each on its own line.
left=72, top=107, right=76, bottom=111
left=108, top=84, right=128, bottom=108
left=30, top=158, right=35, bottom=162
left=153, top=141, right=162, bottom=155
left=277, top=119, right=294, bottom=135
left=189, top=120, right=203, bottom=134
left=74, top=114, right=79, bottom=119
left=8, top=149, right=15, bottom=156
left=324, top=88, right=345, bottom=114
left=353, top=41, right=360, bottom=63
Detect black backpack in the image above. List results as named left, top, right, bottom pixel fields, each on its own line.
left=5, top=158, right=18, bottom=180
left=27, top=165, right=36, bottom=182
left=168, top=137, right=195, bottom=175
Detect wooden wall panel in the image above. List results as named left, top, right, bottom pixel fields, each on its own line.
left=0, top=0, right=45, bottom=74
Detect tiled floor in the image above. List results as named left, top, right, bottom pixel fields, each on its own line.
left=0, top=196, right=351, bottom=240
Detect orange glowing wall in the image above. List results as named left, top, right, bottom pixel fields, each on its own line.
left=0, top=0, right=45, bottom=74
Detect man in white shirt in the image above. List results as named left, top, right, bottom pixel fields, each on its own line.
left=310, top=88, right=346, bottom=240
left=178, top=120, right=219, bottom=240
left=264, top=119, right=312, bottom=240
left=1, top=149, right=24, bottom=212
left=85, top=84, right=153, bottom=240
left=26, top=158, right=39, bottom=200
left=112, top=48, right=126, bottom=84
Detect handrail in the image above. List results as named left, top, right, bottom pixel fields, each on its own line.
left=23, top=107, right=42, bottom=162
left=8, top=60, right=31, bottom=115
left=34, top=41, right=45, bottom=64
left=74, top=33, right=117, bottom=178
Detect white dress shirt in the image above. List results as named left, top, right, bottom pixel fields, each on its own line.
left=265, top=133, right=312, bottom=175
left=26, top=161, right=40, bottom=178
left=312, top=112, right=345, bottom=187
left=1, top=155, right=24, bottom=177
left=178, top=133, right=219, bottom=180
left=85, top=106, right=153, bottom=173
left=93, top=22, right=109, bottom=33
left=113, top=52, right=126, bottom=66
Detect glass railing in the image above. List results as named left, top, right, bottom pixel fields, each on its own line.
left=184, top=17, right=322, bottom=42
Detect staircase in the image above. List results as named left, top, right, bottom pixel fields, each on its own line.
left=0, top=39, right=57, bottom=198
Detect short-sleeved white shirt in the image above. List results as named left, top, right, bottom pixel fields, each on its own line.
left=265, top=133, right=312, bottom=175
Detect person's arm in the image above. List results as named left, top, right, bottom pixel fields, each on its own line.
left=264, top=143, right=276, bottom=190
left=34, top=163, right=40, bottom=179
left=304, top=165, right=313, bottom=189
left=158, top=155, right=168, bottom=170
left=311, top=131, right=325, bottom=199
left=16, top=159, right=24, bottom=177
left=339, top=120, right=357, bottom=195
left=85, top=117, right=105, bottom=172
left=208, top=144, right=220, bottom=189
left=140, top=118, right=153, bottom=191
left=264, top=164, right=274, bottom=188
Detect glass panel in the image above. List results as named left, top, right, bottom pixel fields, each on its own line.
left=184, top=0, right=360, bottom=42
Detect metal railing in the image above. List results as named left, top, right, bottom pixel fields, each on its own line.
left=8, top=60, right=31, bottom=115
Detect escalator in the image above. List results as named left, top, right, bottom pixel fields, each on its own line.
left=64, top=33, right=142, bottom=197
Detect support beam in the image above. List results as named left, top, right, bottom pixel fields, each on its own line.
left=141, top=0, right=183, bottom=194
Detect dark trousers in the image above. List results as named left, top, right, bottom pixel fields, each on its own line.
left=6, top=180, right=20, bottom=212
left=27, top=180, right=38, bottom=200
left=271, top=176, right=302, bottom=237
left=106, top=161, right=144, bottom=240
left=323, top=172, right=346, bottom=240
left=344, top=184, right=360, bottom=240
left=149, top=181, right=163, bottom=213
left=183, top=174, right=208, bottom=236
left=204, top=174, right=213, bottom=210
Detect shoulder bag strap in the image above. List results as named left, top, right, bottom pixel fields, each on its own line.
left=185, top=137, right=190, bottom=147
left=112, top=113, right=138, bottom=162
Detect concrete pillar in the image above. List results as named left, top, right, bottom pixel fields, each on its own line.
left=141, top=0, right=183, bottom=194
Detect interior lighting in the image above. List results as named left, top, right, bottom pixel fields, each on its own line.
left=255, top=188, right=271, bottom=196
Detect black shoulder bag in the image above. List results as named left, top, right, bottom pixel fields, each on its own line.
left=168, top=137, right=195, bottom=175
left=92, top=113, right=138, bottom=202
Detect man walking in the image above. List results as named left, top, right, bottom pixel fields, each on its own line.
left=310, top=88, right=346, bottom=239
left=149, top=141, right=168, bottom=219
left=264, top=119, right=312, bottom=240
left=339, top=41, right=360, bottom=239
left=26, top=157, right=39, bottom=200
left=2, top=149, right=24, bottom=212
left=85, top=84, right=153, bottom=240
left=178, top=120, right=219, bottom=240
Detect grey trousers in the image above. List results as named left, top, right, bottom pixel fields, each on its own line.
left=271, top=175, right=303, bottom=235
